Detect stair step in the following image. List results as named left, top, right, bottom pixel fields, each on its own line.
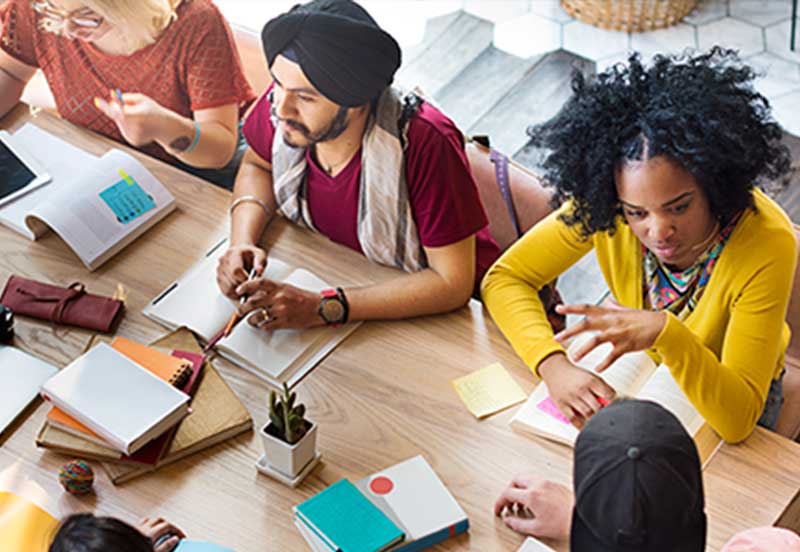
left=396, top=12, right=494, bottom=97
left=467, top=50, right=593, bottom=158
left=435, top=47, right=545, bottom=133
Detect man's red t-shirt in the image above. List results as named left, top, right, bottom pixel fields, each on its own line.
left=243, top=89, right=501, bottom=289
left=0, top=0, right=255, bottom=165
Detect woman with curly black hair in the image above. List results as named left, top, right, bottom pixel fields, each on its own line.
left=482, top=48, right=795, bottom=443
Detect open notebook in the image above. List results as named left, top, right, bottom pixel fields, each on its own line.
left=143, top=240, right=360, bottom=388
left=510, top=332, right=722, bottom=467
left=0, top=124, right=175, bottom=270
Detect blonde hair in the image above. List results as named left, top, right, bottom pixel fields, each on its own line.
left=40, top=0, right=182, bottom=51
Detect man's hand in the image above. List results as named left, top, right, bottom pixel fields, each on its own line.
left=553, top=303, right=666, bottom=372
left=216, top=245, right=268, bottom=299
left=236, top=279, right=324, bottom=330
left=538, top=353, right=615, bottom=428
left=137, top=517, right=185, bottom=552
left=94, top=91, right=171, bottom=147
left=494, top=475, right=574, bottom=540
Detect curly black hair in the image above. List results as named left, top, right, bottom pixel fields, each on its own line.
left=529, top=47, right=792, bottom=238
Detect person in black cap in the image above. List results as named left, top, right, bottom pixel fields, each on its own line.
left=495, top=399, right=706, bottom=551
left=215, top=0, right=501, bottom=331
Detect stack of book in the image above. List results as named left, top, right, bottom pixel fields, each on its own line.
left=294, top=456, right=468, bottom=552
left=36, top=329, right=252, bottom=484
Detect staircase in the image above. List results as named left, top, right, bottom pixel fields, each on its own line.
left=395, top=11, right=593, bottom=168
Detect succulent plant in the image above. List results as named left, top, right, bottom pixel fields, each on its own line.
left=268, top=383, right=309, bottom=445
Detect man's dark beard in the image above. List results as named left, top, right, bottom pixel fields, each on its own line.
left=271, top=106, right=350, bottom=148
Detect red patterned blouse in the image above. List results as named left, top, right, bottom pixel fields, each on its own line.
left=0, top=0, right=256, bottom=164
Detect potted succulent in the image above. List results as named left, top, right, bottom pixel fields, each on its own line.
left=260, top=383, right=318, bottom=480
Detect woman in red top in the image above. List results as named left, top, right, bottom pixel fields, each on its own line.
left=0, top=0, right=256, bottom=187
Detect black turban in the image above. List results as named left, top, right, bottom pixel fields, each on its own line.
left=261, top=0, right=401, bottom=107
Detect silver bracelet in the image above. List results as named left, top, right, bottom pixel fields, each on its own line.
left=229, top=195, right=274, bottom=219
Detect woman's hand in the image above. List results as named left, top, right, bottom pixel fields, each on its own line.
left=235, top=279, right=324, bottom=330
left=94, top=91, right=170, bottom=147
left=137, top=517, right=185, bottom=552
left=494, top=474, right=574, bottom=540
left=538, top=353, right=615, bottom=428
left=216, top=245, right=268, bottom=299
left=553, top=303, right=666, bottom=373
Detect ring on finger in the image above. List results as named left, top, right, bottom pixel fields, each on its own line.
left=256, top=306, right=273, bottom=328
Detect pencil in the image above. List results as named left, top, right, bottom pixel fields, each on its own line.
left=222, top=267, right=258, bottom=338
left=114, top=88, right=123, bottom=104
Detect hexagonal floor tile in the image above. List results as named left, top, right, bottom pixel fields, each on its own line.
left=766, top=19, right=800, bottom=64
left=630, top=23, right=697, bottom=58
left=746, top=52, right=800, bottom=98
left=730, top=0, right=792, bottom=28
left=362, top=1, right=463, bottom=47
left=595, top=51, right=635, bottom=74
left=697, top=17, right=764, bottom=57
left=684, top=0, right=728, bottom=26
left=494, top=12, right=563, bottom=58
left=563, top=20, right=629, bottom=61
left=463, top=0, right=531, bottom=24
left=529, top=0, right=573, bottom=23
left=772, top=90, right=800, bottom=136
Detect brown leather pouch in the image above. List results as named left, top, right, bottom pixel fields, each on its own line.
left=0, top=275, right=124, bottom=333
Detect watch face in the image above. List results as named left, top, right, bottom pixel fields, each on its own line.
left=321, top=297, right=344, bottom=323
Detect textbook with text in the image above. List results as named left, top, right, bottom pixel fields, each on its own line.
left=510, top=332, right=722, bottom=466
left=0, top=124, right=176, bottom=270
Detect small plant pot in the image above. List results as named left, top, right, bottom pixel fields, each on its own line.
left=259, top=419, right=318, bottom=478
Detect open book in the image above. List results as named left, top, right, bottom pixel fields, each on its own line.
left=511, top=332, right=722, bottom=466
left=143, top=240, right=360, bottom=389
left=0, top=124, right=176, bottom=270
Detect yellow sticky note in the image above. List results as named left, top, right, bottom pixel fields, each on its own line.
left=451, top=363, right=527, bottom=419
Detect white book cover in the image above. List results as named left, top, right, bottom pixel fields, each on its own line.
left=143, top=239, right=360, bottom=389
left=353, top=455, right=468, bottom=550
left=0, top=346, right=58, bottom=436
left=0, top=124, right=176, bottom=270
left=40, top=343, right=190, bottom=455
left=517, top=537, right=557, bottom=552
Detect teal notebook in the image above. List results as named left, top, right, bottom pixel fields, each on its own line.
left=294, top=479, right=404, bottom=552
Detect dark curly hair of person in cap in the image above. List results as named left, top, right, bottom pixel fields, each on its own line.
left=529, top=46, right=792, bottom=239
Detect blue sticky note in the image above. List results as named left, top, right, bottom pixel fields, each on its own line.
left=98, top=172, right=155, bottom=225
left=174, top=541, right=235, bottom=552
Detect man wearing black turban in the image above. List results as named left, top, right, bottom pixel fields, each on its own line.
left=216, top=0, right=501, bottom=331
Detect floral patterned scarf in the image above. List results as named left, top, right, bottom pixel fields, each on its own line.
left=644, top=213, right=740, bottom=319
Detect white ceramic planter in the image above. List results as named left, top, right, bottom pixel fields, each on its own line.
left=260, top=420, right=318, bottom=478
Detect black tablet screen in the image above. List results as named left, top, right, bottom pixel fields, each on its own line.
left=0, top=140, right=36, bottom=200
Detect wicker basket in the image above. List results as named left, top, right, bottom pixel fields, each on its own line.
left=560, top=0, right=698, bottom=32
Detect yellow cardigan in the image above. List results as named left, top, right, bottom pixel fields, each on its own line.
left=482, top=189, right=796, bottom=442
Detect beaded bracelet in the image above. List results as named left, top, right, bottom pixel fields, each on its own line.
left=229, top=195, right=273, bottom=219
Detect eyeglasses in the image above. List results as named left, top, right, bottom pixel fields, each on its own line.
left=31, top=1, right=104, bottom=29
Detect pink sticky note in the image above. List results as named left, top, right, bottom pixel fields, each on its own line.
left=537, top=397, right=571, bottom=424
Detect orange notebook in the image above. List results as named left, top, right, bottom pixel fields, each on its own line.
left=46, top=337, right=192, bottom=446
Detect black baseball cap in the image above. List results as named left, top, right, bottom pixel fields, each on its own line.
left=571, top=399, right=706, bottom=552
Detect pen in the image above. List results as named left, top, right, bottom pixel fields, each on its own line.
left=114, top=88, right=124, bottom=104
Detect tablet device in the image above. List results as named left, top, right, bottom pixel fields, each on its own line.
left=0, top=135, right=51, bottom=208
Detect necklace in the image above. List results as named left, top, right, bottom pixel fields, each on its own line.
left=314, top=144, right=358, bottom=176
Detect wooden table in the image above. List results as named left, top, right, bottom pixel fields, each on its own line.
left=1, top=106, right=798, bottom=552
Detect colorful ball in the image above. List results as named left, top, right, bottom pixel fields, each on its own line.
left=58, top=460, right=94, bottom=495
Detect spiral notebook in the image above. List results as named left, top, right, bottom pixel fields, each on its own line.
left=143, top=239, right=360, bottom=389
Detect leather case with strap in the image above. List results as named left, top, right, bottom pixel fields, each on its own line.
left=0, top=275, right=124, bottom=333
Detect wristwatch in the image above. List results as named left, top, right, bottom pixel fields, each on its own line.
left=318, top=288, right=349, bottom=326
